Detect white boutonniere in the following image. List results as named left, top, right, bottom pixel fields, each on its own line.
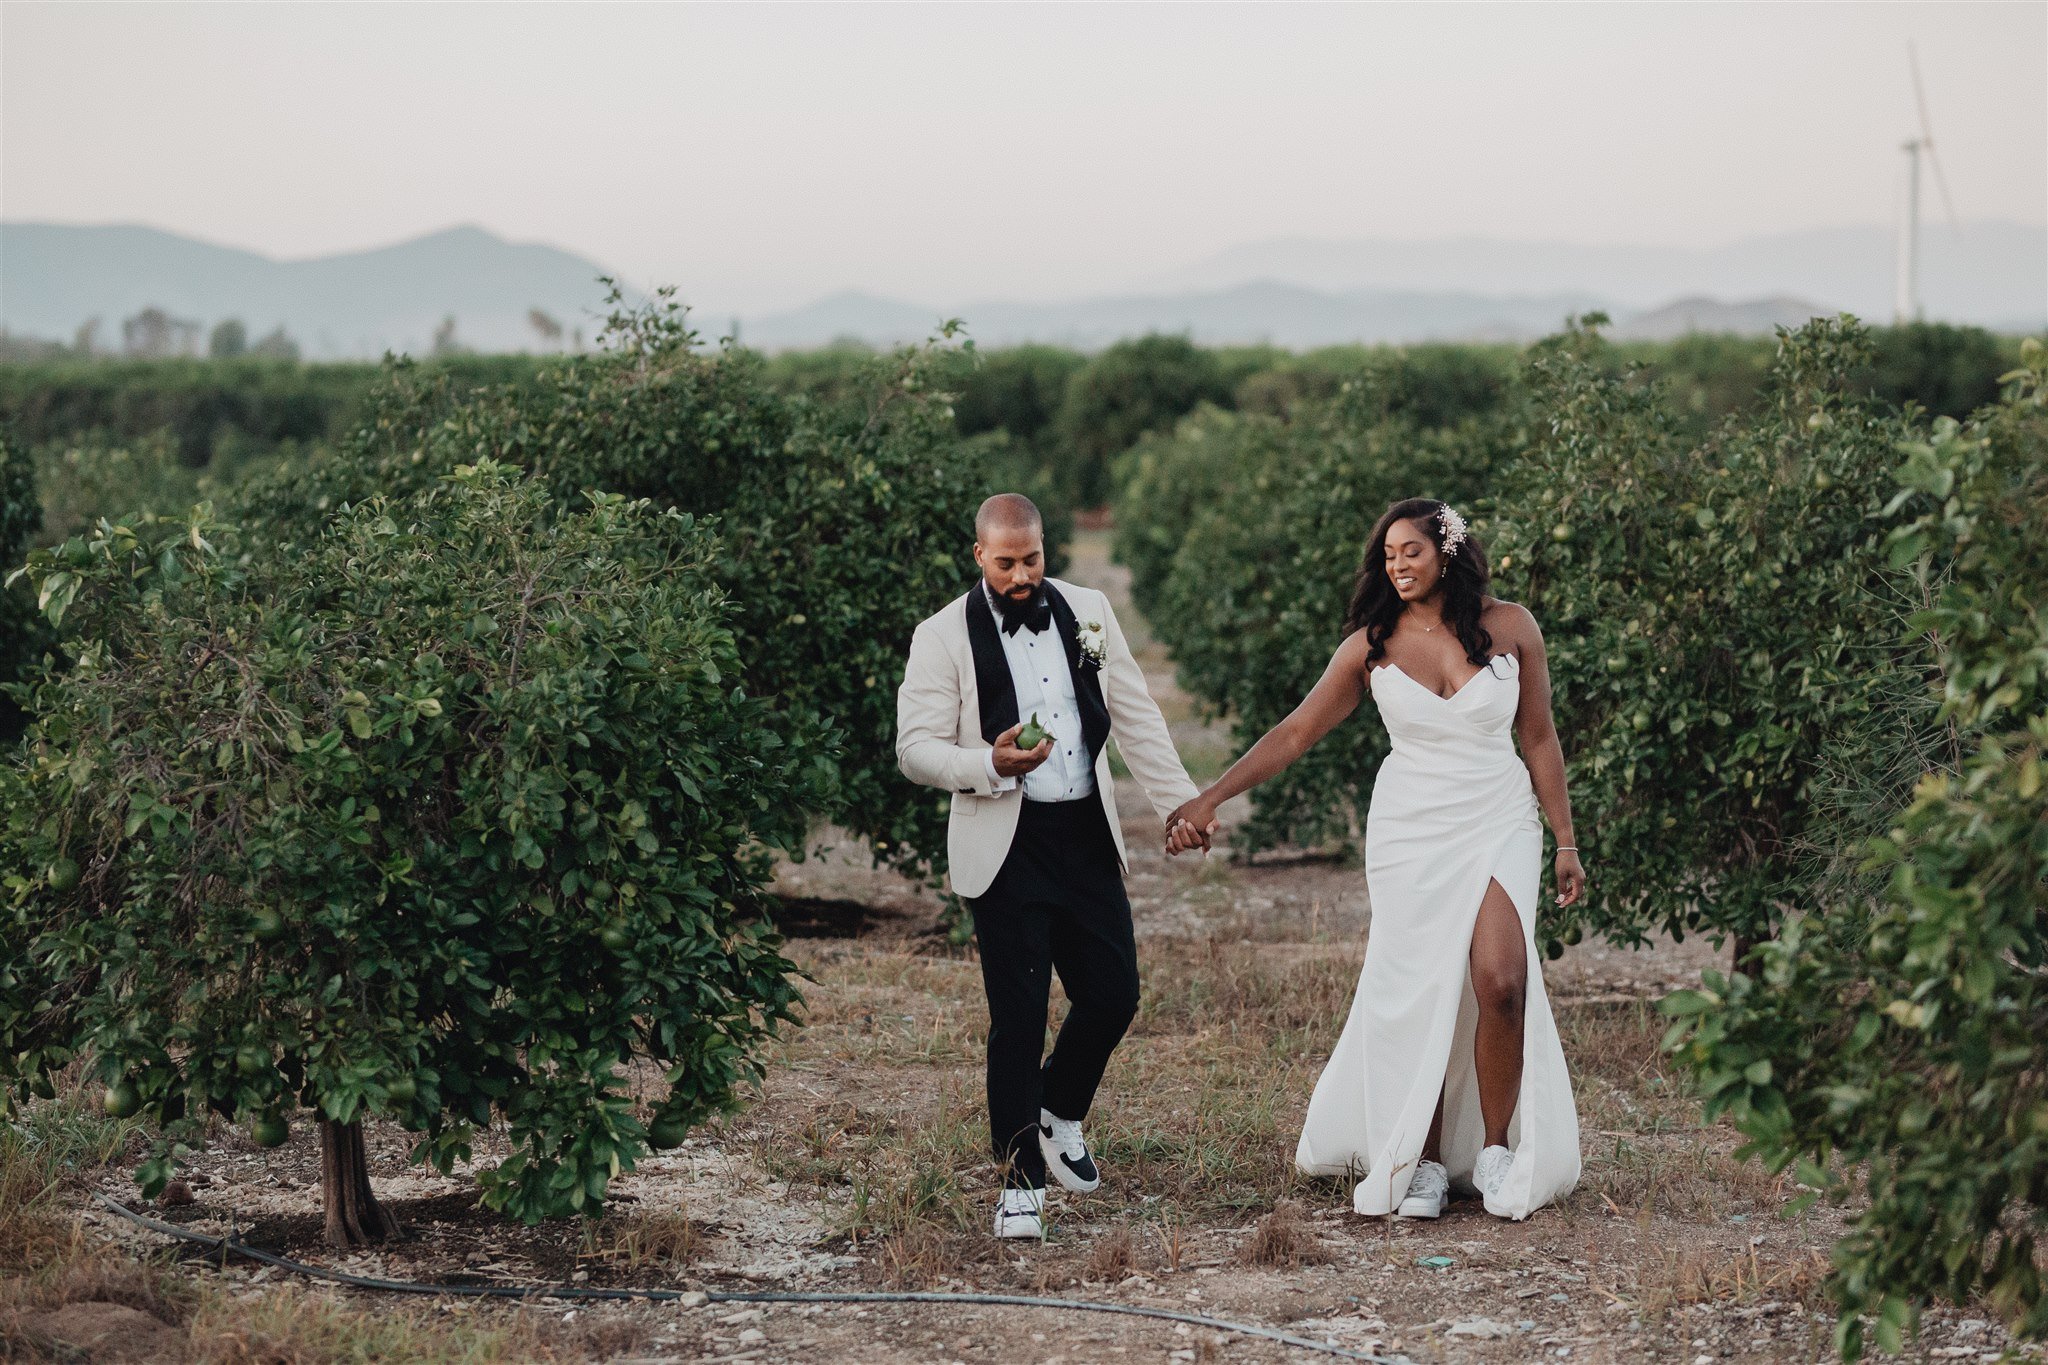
left=1076, top=619, right=1107, bottom=670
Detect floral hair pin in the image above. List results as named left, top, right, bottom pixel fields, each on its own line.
left=1437, top=503, right=1470, bottom=557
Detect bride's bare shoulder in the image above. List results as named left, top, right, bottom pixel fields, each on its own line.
left=1480, top=597, right=1541, bottom=642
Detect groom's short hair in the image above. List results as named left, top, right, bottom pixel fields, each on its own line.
left=975, top=493, right=1043, bottom=543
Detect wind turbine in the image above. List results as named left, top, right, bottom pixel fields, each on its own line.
left=1895, top=41, right=1960, bottom=323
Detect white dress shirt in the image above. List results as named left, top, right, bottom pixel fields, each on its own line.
left=981, top=583, right=1096, bottom=803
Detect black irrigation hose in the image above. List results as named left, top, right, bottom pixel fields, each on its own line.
left=94, top=1193, right=1395, bottom=1362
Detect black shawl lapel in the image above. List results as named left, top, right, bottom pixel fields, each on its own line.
left=965, top=586, right=1018, bottom=745
left=1044, top=582, right=1111, bottom=763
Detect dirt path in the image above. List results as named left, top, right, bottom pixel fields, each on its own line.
left=64, top=534, right=2038, bottom=1364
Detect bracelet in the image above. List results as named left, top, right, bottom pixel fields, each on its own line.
left=1555, top=846, right=1578, bottom=854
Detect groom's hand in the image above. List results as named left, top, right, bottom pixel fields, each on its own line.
left=992, top=723, right=1053, bottom=778
left=1164, top=799, right=1221, bottom=856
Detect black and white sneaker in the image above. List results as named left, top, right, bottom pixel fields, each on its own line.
left=993, top=1186, right=1045, bottom=1239
left=1038, top=1108, right=1102, bottom=1193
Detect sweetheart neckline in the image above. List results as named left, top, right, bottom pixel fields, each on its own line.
left=1372, top=654, right=1515, bottom=703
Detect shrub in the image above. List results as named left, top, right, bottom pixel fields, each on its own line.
left=0, top=421, right=40, bottom=740
left=1120, top=377, right=1510, bottom=855
left=1232, top=344, right=1516, bottom=426
left=1116, top=347, right=1516, bottom=626
left=1616, top=333, right=1777, bottom=433
left=0, top=464, right=828, bottom=1241
left=229, top=293, right=993, bottom=880
left=952, top=344, right=1085, bottom=449
left=1663, top=341, right=2048, bottom=1355
left=1054, top=334, right=1234, bottom=508
left=0, top=355, right=542, bottom=467
left=1111, top=404, right=1260, bottom=625
left=28, top=431, right=211, bottom=548
left=1863, top=321, right=2022, bottom=421
left=755, top=342, right=892, bottom=408
left=1484, top=316, right=1913, bottom=956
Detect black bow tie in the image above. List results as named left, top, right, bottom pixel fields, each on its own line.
left=992, top=588, right=1052, bottom=636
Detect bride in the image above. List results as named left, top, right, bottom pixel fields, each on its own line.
left=1166, top=498, right=1584, bottom=1220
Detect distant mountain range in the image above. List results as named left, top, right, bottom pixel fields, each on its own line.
left=1606, top=296, right=1841, bottom=343
left=2, top=220, right=2040, bottom=359
left=1148, top=223, right=2046, bottom=332
left=0, top=223, right=636, bottom=358
left=739, top=282, right=1612, bottom=351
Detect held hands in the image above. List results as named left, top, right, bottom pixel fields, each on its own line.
left=992, top=722, right=1053, bottom=779
left=1163, top=797, right=1222, bottom=857
left=1554, top=849, right=1587, bottom=908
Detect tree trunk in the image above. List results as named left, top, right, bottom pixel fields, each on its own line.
left=1732, top=932, right=1769, bottom=982
left=320, top=1119, right=399, bottom=1247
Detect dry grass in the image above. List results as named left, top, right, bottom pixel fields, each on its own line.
left=179, top=1286, right=572, bottom=1364
left=599, top=1209, right=710, bottom=1270
left=0, top=1079, right=592, bottom=1364
left=751, top=935, right=1801, bottom=1239
left=1237, top=1200, right=1333, bottom=1268
left=871, top=1222, right=995, bottom=1290
left=0, top=1085, right=135, bottom=1276
left=725, top=919, right=1877, bottom=1357
left=0, top=906, right=1895, bottom=1360
left=1632, top=1241, right=1833, bottom=1316
left=1085, top=1226, right=1136, bottom=1281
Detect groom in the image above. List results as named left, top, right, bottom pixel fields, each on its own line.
left=896, top=493, right=1212, bottom=1240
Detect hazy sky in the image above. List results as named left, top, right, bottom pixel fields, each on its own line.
left=4, top=2, right=2043, bottom=313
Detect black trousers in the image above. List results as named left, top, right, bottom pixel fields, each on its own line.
left=968, top=795, right=1140, bottom=1190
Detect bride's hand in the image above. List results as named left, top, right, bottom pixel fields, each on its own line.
left=1164, top=797, right=1219, bottom=856
left=1554, top=849, right=1586, bottom=907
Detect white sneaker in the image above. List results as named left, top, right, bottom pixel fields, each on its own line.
left=1473, top=1144, right=1515, bottom=1218
left=993, top=1186, right=1045, bottom=1240
left=1038, top=1109, right=1102, bottom=1193
left=1396, top=1159, right=1448, bottom=1218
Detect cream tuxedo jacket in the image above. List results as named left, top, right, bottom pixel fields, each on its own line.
left=895, top=577, right=1199, bottom=899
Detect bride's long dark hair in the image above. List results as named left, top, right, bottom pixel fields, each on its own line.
left=1343, top=497, right=1493, bottom=666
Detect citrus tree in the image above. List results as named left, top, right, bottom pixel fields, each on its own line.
left=229, top=289, right=989, bottom=881
left=1054, top=334, right=1234, bottom=508
left=1115, top=373, right=1509, bottom=854
left=1484, top=316, right=1913, bottom=957
left=0, top=463, right=828, bottom=1243
left=1663, top=340, right=2048, bottom=1355
left=0, top=419, right=41, bottom=741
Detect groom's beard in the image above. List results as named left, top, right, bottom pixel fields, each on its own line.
left=990, top=580, right=1047, bottom=630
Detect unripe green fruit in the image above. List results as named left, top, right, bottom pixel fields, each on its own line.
left=1017, top=713, right=1048, bottom=749
left=251, top=1114, right=290, bottom=1148
left=249, top=907, right=285, bottom=941
left=235, top=1046, right=268, bottom=1076
left=385, top=1076, right=417, bottom=1104
left=104, top=1081, right=141, bottom=1119
left=1550, top=523, right=1574, bottom=544
left=46, top=858, right=81, bottom=893
left=647, top=1116, right=689, bottom=1150
left=599, top=922, right=632, bottom=952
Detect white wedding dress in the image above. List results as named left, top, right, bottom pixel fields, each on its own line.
left=1295, top=651, right=1580, bottom=1219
